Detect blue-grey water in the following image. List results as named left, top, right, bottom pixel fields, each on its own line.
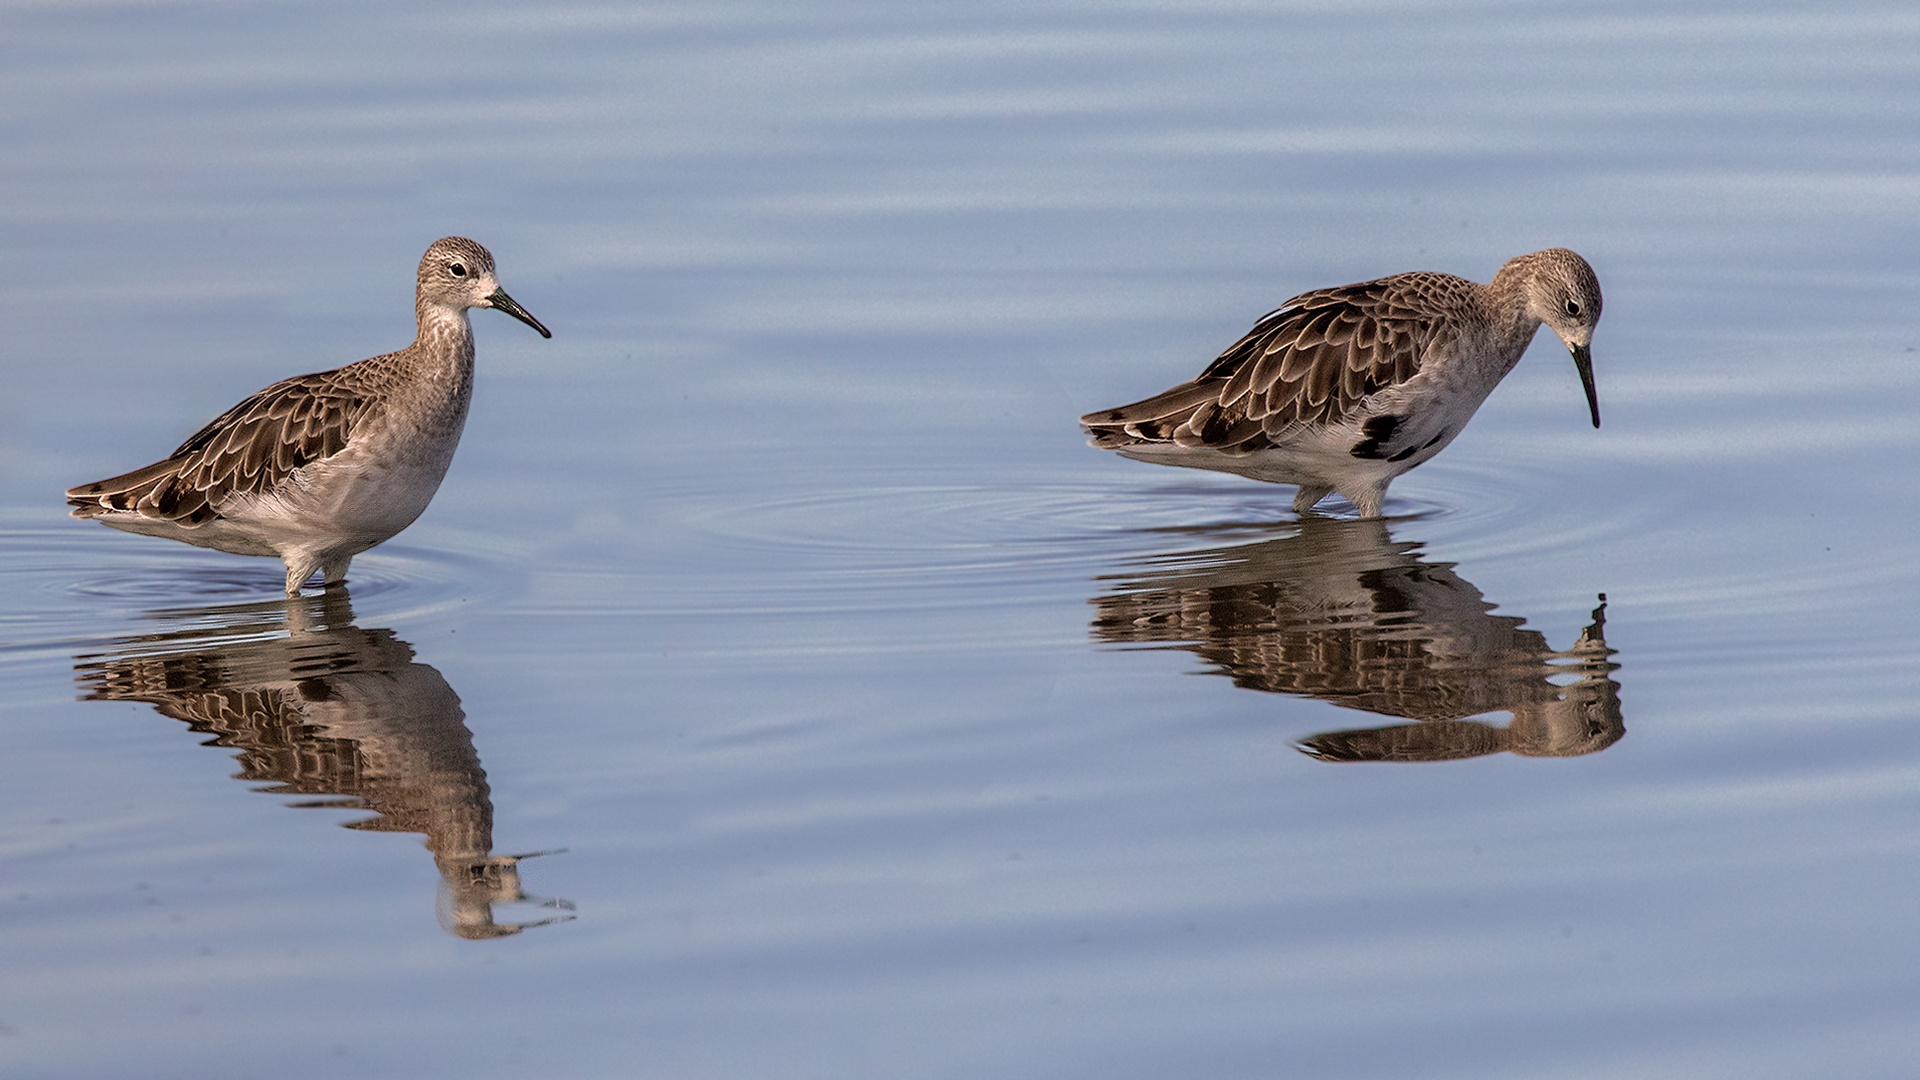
left=5, top=2, right=1920, bottom=1077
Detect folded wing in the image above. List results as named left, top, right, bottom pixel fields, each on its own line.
left=67, top=372, right=370, bottom=526
left=1082, top=277, right=1444, bottom=453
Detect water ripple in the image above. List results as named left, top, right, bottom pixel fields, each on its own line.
left=0, top=518, right=520, bottom=662
left=673, top=476, right=1444, bottom=563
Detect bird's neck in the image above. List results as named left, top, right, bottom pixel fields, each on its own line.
left=1484, top=260, right=1545, bottom=342
left=413, top=304, right=477, bottom=368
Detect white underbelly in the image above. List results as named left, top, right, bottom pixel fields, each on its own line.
left=221, top=440, right=456, bottom=552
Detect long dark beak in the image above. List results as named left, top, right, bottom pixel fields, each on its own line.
left=1571, top=342, right=1599, bottom=428
left=488, top=288, right=552, bottom=339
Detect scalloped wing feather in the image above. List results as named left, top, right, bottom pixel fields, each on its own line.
left=67, top=373, right=371, bottom=526
left=1083, top=274, right=1460, bottom=451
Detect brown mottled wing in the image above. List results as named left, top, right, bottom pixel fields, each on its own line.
left=1082, top=273, right=1459, bottom=453
left=67, top=372, right=371, bottom=525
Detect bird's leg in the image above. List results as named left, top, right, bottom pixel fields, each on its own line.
left=321, top=553, right=353, bottom=588
left=283, top=554, right=321, bottom=596
left=1344, top=484, right=1387, bottom=519
left=1291, top=485, right=1332, bottom=515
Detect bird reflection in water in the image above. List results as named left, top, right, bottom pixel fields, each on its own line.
left=1092, top=517, right=1621, bottom=761
left=74, top=591, right=573, bottom=938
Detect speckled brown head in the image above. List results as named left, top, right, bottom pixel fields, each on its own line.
left=417, top=236, right=551, bottom=339
left=1504, top=248, right=1602, bottom=427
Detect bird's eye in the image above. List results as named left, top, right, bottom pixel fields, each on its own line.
left=449, top=263, right=467, bottom=278
left=1564, top=299, right=1582, bottom=317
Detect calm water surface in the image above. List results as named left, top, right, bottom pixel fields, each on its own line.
left=5, top=2, right=1920, bottom=1077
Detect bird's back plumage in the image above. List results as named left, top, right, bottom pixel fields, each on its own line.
left=69, top=367, right=376, bottom=527
left=1085, top=273, right=1469, bottom=455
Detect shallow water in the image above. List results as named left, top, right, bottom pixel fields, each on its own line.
left=6, top=1, right=1920, bottom=1077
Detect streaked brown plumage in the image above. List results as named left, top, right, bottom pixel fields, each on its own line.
left=1082, top=249, right=1603, bottom=517
left=67, top=237, right=550, bottom=594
